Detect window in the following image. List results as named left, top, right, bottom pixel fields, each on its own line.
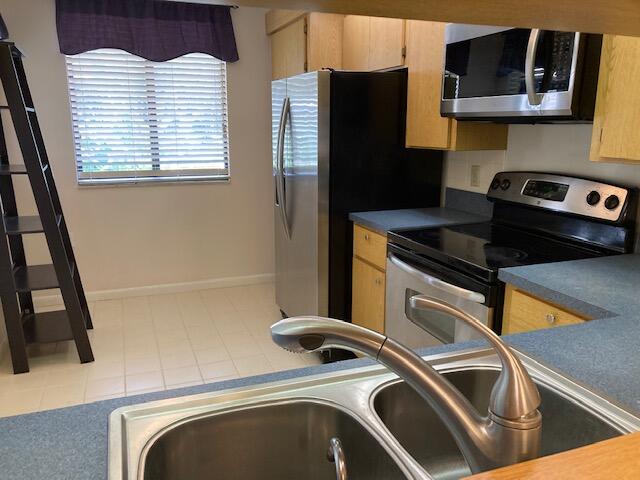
left=65, top=49, right=229, bottom=185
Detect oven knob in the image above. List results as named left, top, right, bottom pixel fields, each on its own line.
left=500, top=179, right=511, bottom=191
left=604, top=195, right=620, bottom=210
left=586, top=191, right=601, bottom=206
left=491, top=179, right=501, bottom=190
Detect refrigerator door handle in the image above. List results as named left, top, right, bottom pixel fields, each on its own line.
left=276, top=96, right=292, bottom=239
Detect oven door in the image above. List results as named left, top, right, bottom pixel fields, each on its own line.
left=385, top=252, right=494, bottom=350
left=441, top=24, right=581, bottom=118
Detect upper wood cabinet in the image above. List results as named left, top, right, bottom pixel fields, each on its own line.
left=343, top=15, right=405, bottom=71
left=267, top=11, right=508, bottom=151
left=270, top=17, right=307, bottom=80
left=590, top=35, right=640, bottom=163
left=404, top=20, right=508, bottom=151
left=267, top=11, right=344, bottom=80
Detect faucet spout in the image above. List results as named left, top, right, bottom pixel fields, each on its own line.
left=270, top=299, right=542, bottom=474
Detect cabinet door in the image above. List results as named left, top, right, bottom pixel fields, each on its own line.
left=351, top=257, right=386, bottom=334
left=405, top=20, right=451, bottom=149
left=368, top=17, right=405, bottom=70
left=591, top=35, right=640, bottom=162
left=271, top=17, right=307, bottom=80
left=404, top=20, right=509, bottom=151
left=343, top=15, right=370, bottom=70
left=307, top=13, right=344, bottom=71
left=502, top=285, right=589, bottom=334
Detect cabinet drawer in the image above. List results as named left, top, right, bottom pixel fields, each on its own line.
left=353, top=224, right=387, bottom=270
left=351, top=257, right=385, bottom=334
left=503, top=285, right=590, bottom=334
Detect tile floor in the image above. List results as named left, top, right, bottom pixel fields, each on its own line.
left=0, top=283, right=321, bottom=417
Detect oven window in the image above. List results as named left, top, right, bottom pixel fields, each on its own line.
left=443, top=29, right=575, bottom=100
left=404, top=289, right=455, bottom=344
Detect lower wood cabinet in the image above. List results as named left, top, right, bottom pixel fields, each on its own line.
left=502, top=284, right=590, bottom=334
left=351, top=256, right=386, bottom=334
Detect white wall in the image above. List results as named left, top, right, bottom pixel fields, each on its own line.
left=0, top=0, right=275, bottom=296
left=0, top=0, right=273, bottom=353
left=446, top=124, right=640, bottom=192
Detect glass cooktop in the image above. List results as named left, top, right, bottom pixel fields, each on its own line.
left=388, top=222, right=608, bottom=283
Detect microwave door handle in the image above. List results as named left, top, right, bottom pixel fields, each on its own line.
left=276, top=97, right=292, bottom=239
left=525, top=28, right=544, bottom=106
left=389, top=254, right=486, bottom=304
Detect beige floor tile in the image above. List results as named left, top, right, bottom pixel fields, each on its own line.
left=125, top=385, right=166, bottom=397
left=40, top=383, right=86, bottom=410
left=122, top=296, right=152, bottom=322
left=126, top=371, right=164, bottom=394
left=0, top=370, right=50, bottom=391
left=155, top=327, right=188, bottom=346
left=85, top=376, right=125, bottom=400
left=44, top=366, right=89, bottom=388
left=199, top=360, right=238, bottom=381
left=160, top=350, right=197, bottom=370
left=85, top=360, right=125, bottom=381
left=163, top=365, right=202, bottom=387
left=233, top=355, right=274, bottom=377
left=212, top=315, right=249, bottom=335
left=221, top=332, right=261, bottom=358
left=125, top=355, right=162, bottom=376
left=193, top=345, right=230, bottom=365
left=0, top=388, right=43, bottom=417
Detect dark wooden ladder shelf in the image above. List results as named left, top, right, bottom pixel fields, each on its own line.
left=0, top=41, right=93, bottom=374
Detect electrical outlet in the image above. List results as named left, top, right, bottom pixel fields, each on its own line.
left=470, top=165, right=481, bottom=187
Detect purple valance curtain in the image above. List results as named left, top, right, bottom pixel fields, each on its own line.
left=56, top=0, right=239, bottom=62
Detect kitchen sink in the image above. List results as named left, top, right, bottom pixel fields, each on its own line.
left=373, top=369, right=623, bottom=480
left=109, top=348, right=640, bottom=480
left=142, top=401, right=406, bottom=479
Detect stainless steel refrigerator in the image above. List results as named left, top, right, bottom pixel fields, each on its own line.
left=272, top=69, right=442, bottom=323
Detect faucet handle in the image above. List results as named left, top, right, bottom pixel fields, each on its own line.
left=409, top=295, right=541, bottom=422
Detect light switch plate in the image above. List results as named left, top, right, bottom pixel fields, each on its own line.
left=470, top=165, right=481, bottom=187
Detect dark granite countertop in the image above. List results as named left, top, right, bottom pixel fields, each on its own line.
left=2, top=255, right=640, bottom=479
left=349, top=207, right=489, bottom=234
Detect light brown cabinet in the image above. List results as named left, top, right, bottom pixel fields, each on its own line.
left=404, top=20, right=509, bottom=151
left=351, top=224, right=387, bottom=334
left=351, top=257, right=386, bottom=334
left=267, top=11, right=508, bottom=151
left=343, top=15, right=405, bottom=71
left=267, top=11, right=344, bottom=81
left=502, top=284, right=590, bottom=334
left=590, top=34, right=640, bottom=163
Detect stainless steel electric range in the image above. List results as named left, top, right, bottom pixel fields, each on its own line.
left=386, top=172, right=637, bottom=349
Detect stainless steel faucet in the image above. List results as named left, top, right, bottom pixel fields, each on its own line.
left=270, top=296, right=542, bottom=474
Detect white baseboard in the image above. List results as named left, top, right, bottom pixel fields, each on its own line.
left=32, top=273, right=276, bottom=308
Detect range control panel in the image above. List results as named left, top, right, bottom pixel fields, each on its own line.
left=486, top=172, right=632, bottom=222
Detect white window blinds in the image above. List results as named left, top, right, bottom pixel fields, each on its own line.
left=65, top=49, right=229, bottom=185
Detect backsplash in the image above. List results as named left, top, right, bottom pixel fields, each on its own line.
left=445, top=123, right=640, bottom=250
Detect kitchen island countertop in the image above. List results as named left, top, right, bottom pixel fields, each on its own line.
left=2, top=255, right=640, bottom=479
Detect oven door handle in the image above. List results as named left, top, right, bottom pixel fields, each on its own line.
left=389, top=254, right=486, bottom=304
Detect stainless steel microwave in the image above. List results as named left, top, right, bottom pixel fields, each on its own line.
left=441, top=25, right=602, bottom=122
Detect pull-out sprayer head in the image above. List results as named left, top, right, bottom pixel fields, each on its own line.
left=271, top=317, right=387, bottom=357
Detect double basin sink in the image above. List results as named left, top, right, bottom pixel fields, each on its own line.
left=109, top=348, right=640, bottom=479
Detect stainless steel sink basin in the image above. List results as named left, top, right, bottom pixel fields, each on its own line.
left=142, top=401, right=406, bottom=479
left=374, top=369, right=624, bottom=480
left=109, top=348, right=640, bottom=480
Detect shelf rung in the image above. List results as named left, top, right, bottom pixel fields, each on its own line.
left=4, top=214, right=62, bottom=235
left=12, top=262, right=75, bottom=292
left=0, top=164, right=28, bottom=175
left=22, top=310, right=74, bottom=344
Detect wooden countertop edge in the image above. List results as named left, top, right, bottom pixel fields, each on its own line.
left=463, top=431, right=640, bottom=479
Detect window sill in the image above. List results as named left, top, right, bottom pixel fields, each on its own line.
left=77, top=175, right=231, bottom=188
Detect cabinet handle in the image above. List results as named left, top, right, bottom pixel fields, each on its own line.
left=364, top=234, right=370, bottom=241
left=375, top=278, right=382, bottom=285
left=546, top=313, right=557, bottom=325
